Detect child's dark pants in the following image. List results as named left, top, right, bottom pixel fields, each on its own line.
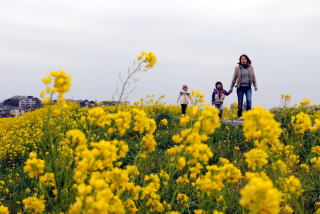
left=214, top=103, right=223, bottom=118
left=181, top=104, right=187, bottom=114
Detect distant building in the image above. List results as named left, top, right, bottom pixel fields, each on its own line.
left=0, top=95, right=41, bottom=118
left=3, top=96, right=41, bottom=110
left=10, top=108, right=26, bottom=117
left=102, top=101, right=127, bottom=106
left=66, top=99, right=128, bottom=107
left=0, top=106, right=14, bottom=117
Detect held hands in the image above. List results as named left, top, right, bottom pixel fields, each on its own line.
left=228, top=88, right=257, bottom=92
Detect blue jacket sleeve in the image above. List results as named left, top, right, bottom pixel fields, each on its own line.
left=212, top=91, right=215, bottom=103
left=224, top=89, right=230, bottom=96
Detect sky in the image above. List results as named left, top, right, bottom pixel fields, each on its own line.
left=0, top=0, right=319, bottom=108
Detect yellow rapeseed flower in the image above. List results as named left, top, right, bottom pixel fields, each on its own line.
left=291, top=112, right=312, bottom=134
left=23, top=196, right=45, bottom=214
left=179, top=115, right=190, bottom=126
left=311, top=157, right=320, bottom=171
left=244, top=148, right=268, bottom=170
left=160, top=118, right=168, bottom=126
left=300, top=163, right=310, bottom=173
left=88, top=107, right=106, bottom=127
left=39, top=172, right=56, bottom=187
left=42, top=97, right=51, bottom=105
left=311, top=146, right=320, bottom=155
left=242, top=106, right=282, bottom=150
left=300, top=98, right=310, bottom=106
left=0, top=206, right=9, bottom=214
left=282, top=175, right=303, bottom=197
left=311, top=119, right=320, bottom=131
left=176, top=193, right=189, bottom=204
left=42, top=76, right=52, bottom=84
left=23, top=152, right=45, bottom=178
left=282, top=205, right=293, bottom=214
left=136, top=51, right=157, bottom=69
left=240, top=176, right=282, bottom=214
left=177, top=157, right=186, bottom=170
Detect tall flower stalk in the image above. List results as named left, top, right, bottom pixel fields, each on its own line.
left=114, top=51, right=156, bottom=106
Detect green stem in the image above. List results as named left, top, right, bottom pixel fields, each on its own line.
left=116, top=61, right=144, bottom=110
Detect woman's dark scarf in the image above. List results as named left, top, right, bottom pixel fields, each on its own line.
left=240, top=63, right=249, bottom=69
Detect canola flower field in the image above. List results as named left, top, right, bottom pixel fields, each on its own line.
left=0, top=53, right=320, bottom=214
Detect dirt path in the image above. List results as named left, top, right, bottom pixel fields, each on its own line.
left=222, top=119, right=244, bottom=126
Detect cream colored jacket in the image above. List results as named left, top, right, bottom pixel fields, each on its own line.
left=230, top=65, right=257, bottom=90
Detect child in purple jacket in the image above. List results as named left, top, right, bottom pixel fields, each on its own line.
left=212, top=81, right=231, bottom=118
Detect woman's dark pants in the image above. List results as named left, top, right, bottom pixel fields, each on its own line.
left=237, top=86, right=252, bottom=117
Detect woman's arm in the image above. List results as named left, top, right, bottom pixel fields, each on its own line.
left=251, top=67, right=258, bottom=90
left=224, top=89, right=231, bottom=96
left=230, top=67, right=238, bottom=91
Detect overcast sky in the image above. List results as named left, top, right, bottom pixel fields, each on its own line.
left=1, top=0, right=319, bottom=108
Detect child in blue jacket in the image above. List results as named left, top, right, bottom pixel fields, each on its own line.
left=212, top=81, right=231, bottom=118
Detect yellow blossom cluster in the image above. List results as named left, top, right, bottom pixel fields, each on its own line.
left=136, top=51, right=157, bottom=69
left=240, top=175, right=282, bottom=214
left=39, top=172, right=56, bottom=188
left=40, top=70, right=71, bottom=105
left=195, top=160, right=242, bottom=194
left=291, top=112, right=312, bottom=134
left=133, top=94, right=166, bottom=106
left=87, top=107, right=107, bottom=127
left=23, top=152, right=45, bottom=178
left=311, top=157, right=320, bottom=171
left=141, top=174, right=164, bottom=212
left=86, top=107, right=158, bottom=158
left=311, top=119, right=320, bottom=131
left=167, top=104, right=220, bottom=186
left=244, top=148, right=268, bottom=170
left=282, top=145, right=300, bottom=168
left=132, top=108, right=156, bottom=135
left=281, top=94, right=291, bottom=107
left=0, top=205, right=9, bottom=214
left=282, top=205, right=294, bottom=214
left=190, top=90, right=205, bottom=105
left=242, top=106, right=282, bottom=150
left=160, top=118, right=168, bottom=126
left=272, top=160, right=290, bottom=175
left=280, top=175, right=304, bottom=198
left=68, top=135, right=134, bottom=213
left=311, top=146, right=320, bottom=155
left=176, top=193, right=189, bottom=205
left=281, top=94, right=291, bottom=101
left=179, top=115, right=190, bottom=126
left=22, top=196, right=46, bottom=214
left=112, top=111, right=131, bottom=136
left=300, top=98, right=311, bottom=106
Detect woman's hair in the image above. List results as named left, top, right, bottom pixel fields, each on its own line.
left=238, top=54, right=252, bottom=65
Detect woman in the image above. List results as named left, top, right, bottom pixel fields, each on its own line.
left=229, top=55, right=258, bottom=119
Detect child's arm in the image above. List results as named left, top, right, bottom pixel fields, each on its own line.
left=177, top=92, right=182, bottom=104
left=211, top=91, right=215, bottom=105
left=224, top=89, right=231, bottom=96
left=188, top=94, right=192, bottom=104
